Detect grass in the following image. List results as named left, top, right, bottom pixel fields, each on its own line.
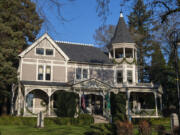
left=0, top=125, right=91, bottom=135
left=0, top=117, right=171, bottom=135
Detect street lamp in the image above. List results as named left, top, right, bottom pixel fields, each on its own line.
left=170, top=30, right=180, bottom=134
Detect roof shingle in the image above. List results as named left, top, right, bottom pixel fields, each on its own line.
left=56, top=42, right=112, bottom=64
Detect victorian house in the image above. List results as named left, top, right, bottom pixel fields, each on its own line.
left=12, top=13, right=163, bottom=121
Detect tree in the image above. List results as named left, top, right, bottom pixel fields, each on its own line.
left=0, top=0, right=43, bottom=115
left=150, top=42, right=167, bottom=85
left=128, top=0, right=152, bottom=82
left=152, top=0, right=180, bottom=23
left=93, top=24, right=115, bottom=48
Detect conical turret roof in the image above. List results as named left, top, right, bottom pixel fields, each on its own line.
left=111, top=13, right=134, bottom=44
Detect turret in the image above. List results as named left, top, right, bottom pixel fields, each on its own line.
left=108, top=12, right=138, bottom=85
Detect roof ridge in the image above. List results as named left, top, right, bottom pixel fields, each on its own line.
left=55, top=40, right=94, bottom=47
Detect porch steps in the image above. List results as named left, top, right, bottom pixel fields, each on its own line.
left=93, top=115, right=109, bottom=124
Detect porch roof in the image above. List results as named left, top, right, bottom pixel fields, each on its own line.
left=21, top=81, right=69, bottom=87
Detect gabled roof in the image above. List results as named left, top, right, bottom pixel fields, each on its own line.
left=56, top=42, right=112, bottom=64
left=19, top=33, right=69, bottom=60
left=110, top=13, right=134, bottom=44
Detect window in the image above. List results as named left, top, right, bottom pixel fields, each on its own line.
left=83, top=69, right=88, bottom=79
left=115, top=48, right=123, bottom=58
left=127, top=70, right=133, bottom=83
left=46, top=49, right=53, bottom=55
left=125, top=48, right=133, bottom=58
left=26, top=94, right=34, bottom=108
left=46, top=66, right=51, bottom=80
left=36, top=48, right=44, bottom=55
left=117, top=70, right=123, bottom=83
left=38, top=65, right=44, bottom=80
left=76, top=68, right=81, bottom=80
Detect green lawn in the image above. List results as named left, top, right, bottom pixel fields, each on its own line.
left=0, top=125, right=91, bottom=135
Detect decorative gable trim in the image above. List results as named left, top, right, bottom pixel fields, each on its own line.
left=19, top=33, right=69, bottom=60
left=73, top=78, right=112, bottom=90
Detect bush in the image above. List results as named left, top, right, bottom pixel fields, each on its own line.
left=138, top=120, right=151, bottom=135
left=111, top=93, right=126, bottom=122
left=77, top=114, right=94, bottom=125
left=157, top=125, right=166, bottom=135
left=115, top=120, right=133, bottom=135
left=0, top=116, right=36, bottom=126
left=85, top=123, right=115, bottom=135
left=0, top=115, right=94, bottom=127
left=54, top=91, right=78, bottom=117
left=173, top=126, right=179, bottom=135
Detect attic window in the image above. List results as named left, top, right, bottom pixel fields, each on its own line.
left=36, top=48, right=44, bottom=55
left=46, top=49, right=53, bottom=55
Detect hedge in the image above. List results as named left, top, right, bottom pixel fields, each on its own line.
left=0, top=114, right=94, bottom=127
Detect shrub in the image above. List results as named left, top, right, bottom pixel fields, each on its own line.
left=138, top=120, right=151, bottom=135
left=115, top=120, right=133, bottom=135
left=85, top=123, right=115, bottom=135
left=54, top=91, right=78, bottom=117
left=173, top=126, right=179, bottom=135
left=157, top=125, right=165, bottom=135
left=111, top=93, right=126, bottom=122
left=77, top=114, right=94, bottom=125
left=0, top=116, right=36, bottom=127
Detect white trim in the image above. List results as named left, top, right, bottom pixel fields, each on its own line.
left=19, top=33, right=69, bottom=61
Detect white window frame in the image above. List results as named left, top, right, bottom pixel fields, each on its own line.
left=37, top=64, right=52, bottom=81
left=127, top=70, right=133, bottom=84
left=35, top=47, right=55, bottom=57
left=75, top=67, right=89, bottom=80
left=116, top=70, right=123, bottom=84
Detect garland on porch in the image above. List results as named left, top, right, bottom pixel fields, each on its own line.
left=26, top=103, right=48, bottom=116
left=112, top=58, right=137, bottom=65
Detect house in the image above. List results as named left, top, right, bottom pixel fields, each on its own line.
left=12, top=13, right=163, bottom=120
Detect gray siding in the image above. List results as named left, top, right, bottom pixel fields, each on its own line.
left=22, top=64, right=36, bottom=81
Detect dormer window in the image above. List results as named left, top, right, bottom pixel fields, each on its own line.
left=36, top=48, right=44, bottom=55
left=46, top=49, right=53, bottom=55
left=125, top=48, right=133, bottom=58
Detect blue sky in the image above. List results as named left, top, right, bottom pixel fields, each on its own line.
left=36, top=0, right=134, bottom=45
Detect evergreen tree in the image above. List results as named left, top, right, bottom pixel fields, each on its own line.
left=150, top=42, right=167, bottom=85
left=128, top=0, right=152, bottom=82
left=0, top=0, right=43, bottom=115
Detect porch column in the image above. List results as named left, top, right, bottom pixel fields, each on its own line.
left=154, top=92, right=158, bottom=116
left=126, top=90, right=131, bottom=121
left=113, top=48, right=115, bottom=58
left=160, top=95, right=163, bottom=111
left=103, top=95, right=105, bottom=116
left=48, top=96, right=51, bottom=116
left=23, top=88, right=27, bottom=116
left=17, top=83, right=21, bottom=116
left=79, top=93, right=81, bottom=112
left=123, top=48, right=125, bottom=58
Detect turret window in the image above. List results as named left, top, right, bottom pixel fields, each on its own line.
left=115, top=48, right=123, bottom=58
left=127, top=70, right=133, bottom=83
left=125, top=48, right=133, bottom=58
left=117, top=70, right=123, bottom=83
